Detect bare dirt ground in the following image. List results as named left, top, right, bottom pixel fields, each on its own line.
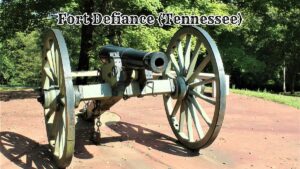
left=0, top=90, right=299, bottom=169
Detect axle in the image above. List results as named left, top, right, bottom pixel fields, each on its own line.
left=38, top=79, right=176, bottom=110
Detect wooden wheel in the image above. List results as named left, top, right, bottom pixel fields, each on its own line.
left=163, top=26, right=226, bottom=150
left=40, top=29, right=75, bottom=168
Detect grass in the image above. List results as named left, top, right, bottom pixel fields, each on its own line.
left=231, top=88, right=300, bottom=109
left=0, top=86, right=37, bottom=92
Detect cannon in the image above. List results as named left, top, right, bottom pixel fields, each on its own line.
left=38, top=26, right=226, bottom=168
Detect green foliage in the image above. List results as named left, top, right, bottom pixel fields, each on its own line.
left=0, top=0, right=299, bottom=93
left=222, top=45, right=266, bottom=86
left=57, top=25, right=81, bottom=69
left=0, top=0, right=72, bottom=40
left=122, top=26, right=176, bottom=51
left=127, top=0, right=162, bottom=14
left=0, top=31, right=41, bottom=86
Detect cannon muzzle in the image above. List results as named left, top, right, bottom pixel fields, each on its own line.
left=99, top=45, right=168, bottom=73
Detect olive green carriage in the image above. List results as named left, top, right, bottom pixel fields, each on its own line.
left=38, top=26, right=226, bottom=168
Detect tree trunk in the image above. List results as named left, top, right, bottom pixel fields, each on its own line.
left=283, top=61, right=286, bottom=93
left=290, top=73, right=296, bottom=94
left=76, top=0, right=94, bottom=85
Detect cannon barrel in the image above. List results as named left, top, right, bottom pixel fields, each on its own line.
left=99, top=45, right=168, bottom=73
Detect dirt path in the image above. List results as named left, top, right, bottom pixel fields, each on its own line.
left=0, top=91, right=299, bottom=169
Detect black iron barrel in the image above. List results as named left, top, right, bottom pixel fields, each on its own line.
left=99, top=45, right=168, bottom=73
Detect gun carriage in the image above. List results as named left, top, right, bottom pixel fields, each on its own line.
left=38, top=26, right=226, bottom=168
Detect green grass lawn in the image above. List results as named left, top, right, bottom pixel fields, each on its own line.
left=231, top=89, right=300, bottom=109
left=0, top=86, right=37, bottom=92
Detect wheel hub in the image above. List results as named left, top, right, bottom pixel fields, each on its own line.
left=174, top=76, right=188, bottom=99
left=38, top=88, right=60, bottom=109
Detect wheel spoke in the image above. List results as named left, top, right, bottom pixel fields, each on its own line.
left=45, top=107, right=55, bottom=119
left=51, top=42, right=57, bottom=76
left=51, top=107, right=63, bottom=138
left=169, top=54, right=181, bottom=75
left=186, top=41, right=201, bottom=80
left=190, top=90, right=216, bottom=105
left=171, top=99, right=182, bottom=117
left=43, top=67, right=55, bottom=83
left=62, top=107, right=66, bottom=129
left=184, top=34, right=192, bottom=71
left=54, top=117, right=63, bottom=158
left=188, top=102, right=204, bottom=139
left=189, top=96, right=212, bottom=126
left=165, top=95, right=173, bottom=115
left=165, top=71, right=176, bottom=79
left=179, top=101, right=186, bottom=133
left=54, top=126, right=61, bottom=157
left=59, top=126, right=65, bottom=158
left=189, top=77, right=215, bottom=88
left=46, top=50, right=55, bottom=74
left=54, top=107, right=65, bottom=158
left=42, top=74, right=50, bottom=89
left=55, top=49, right=60, bottom=86
left=185, top=100, right=194, bottom=142
left=177, top=41, right=184, bottom=72
left=187, top=55, right=210, bottom=83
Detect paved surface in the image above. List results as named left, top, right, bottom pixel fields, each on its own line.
left=0, top=91, right=299, bottom=169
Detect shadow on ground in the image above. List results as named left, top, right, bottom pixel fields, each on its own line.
left=0, top=91, right=38, bottom=102
left=75, top=116, right=198, bottom=158
left=0, top=131, right=57, bottom=169
left=0, top=118, right=198, bottom=168
left=104, top=121, right=199, bottom=157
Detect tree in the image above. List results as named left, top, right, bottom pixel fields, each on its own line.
left=0, top=0, right=299, bottom=93
left=0, top=31, right=41, bottom=86
left=76, top=0, right=95, bottom=84
left=0, top=0, right=71, bottom=40
left=227, top=0, right=300, bottom=91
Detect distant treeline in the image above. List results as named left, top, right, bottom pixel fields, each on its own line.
left=0, top=0, right=299, bottom=93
